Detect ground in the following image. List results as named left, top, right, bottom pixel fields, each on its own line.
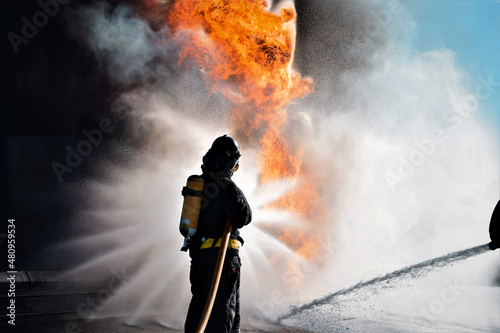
left=0, top=314, right=313, bottom=333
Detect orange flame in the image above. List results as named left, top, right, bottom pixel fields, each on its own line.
left=145, top=0, right=324, bottom=259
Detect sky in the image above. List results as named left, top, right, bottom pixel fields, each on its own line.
left=405, top=0, right=500, bottom=125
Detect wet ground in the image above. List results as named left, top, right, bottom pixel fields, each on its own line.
left=0, top=314, right=313, bottom=333
left=1, top=251, right=498, bottom=333
left=1, top=314, right=438, bottom=333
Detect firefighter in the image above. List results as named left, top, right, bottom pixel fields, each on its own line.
left=184, top=135, right=252, bottom=333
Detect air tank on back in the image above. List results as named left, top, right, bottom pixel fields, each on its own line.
left=180, top=175, right=204, bottom=251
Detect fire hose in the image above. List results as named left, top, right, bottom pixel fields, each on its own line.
left=195, top=218, right=233, bottom=333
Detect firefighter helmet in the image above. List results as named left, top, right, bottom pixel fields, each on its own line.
left=202, top=135, right=241, bottom=176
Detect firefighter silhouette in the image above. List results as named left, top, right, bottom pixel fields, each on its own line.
left=182, top=135, right=252, bottom=333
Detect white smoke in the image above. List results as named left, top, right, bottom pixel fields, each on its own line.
left=58, top=1, right=498, bottom=331
left=278, top=1, right=499, bottom=331
left=66, top=2, right=169, bottom=84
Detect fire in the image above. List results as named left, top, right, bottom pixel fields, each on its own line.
left=258, top=127, right=303, bottom=182
left=165, top=0, right=312, bottom=129
left=269, top=178, right=326, bottom=259
left=144, top=0, right=324, bottom=259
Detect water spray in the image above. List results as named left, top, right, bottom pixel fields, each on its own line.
left=278, top=243, right=491, bottom=322
left=279, top=200, right=499, bottom=322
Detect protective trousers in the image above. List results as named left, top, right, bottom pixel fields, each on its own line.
left=184, top=248, right=241, bottom=333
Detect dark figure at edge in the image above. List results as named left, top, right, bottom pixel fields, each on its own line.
left=184, top=135, right=252, bottom=333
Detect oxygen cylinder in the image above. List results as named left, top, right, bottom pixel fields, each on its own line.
left=180, top=175, right=204, bottom=251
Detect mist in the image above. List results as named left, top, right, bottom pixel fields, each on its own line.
left=53, top=0, right=499, bottom=331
